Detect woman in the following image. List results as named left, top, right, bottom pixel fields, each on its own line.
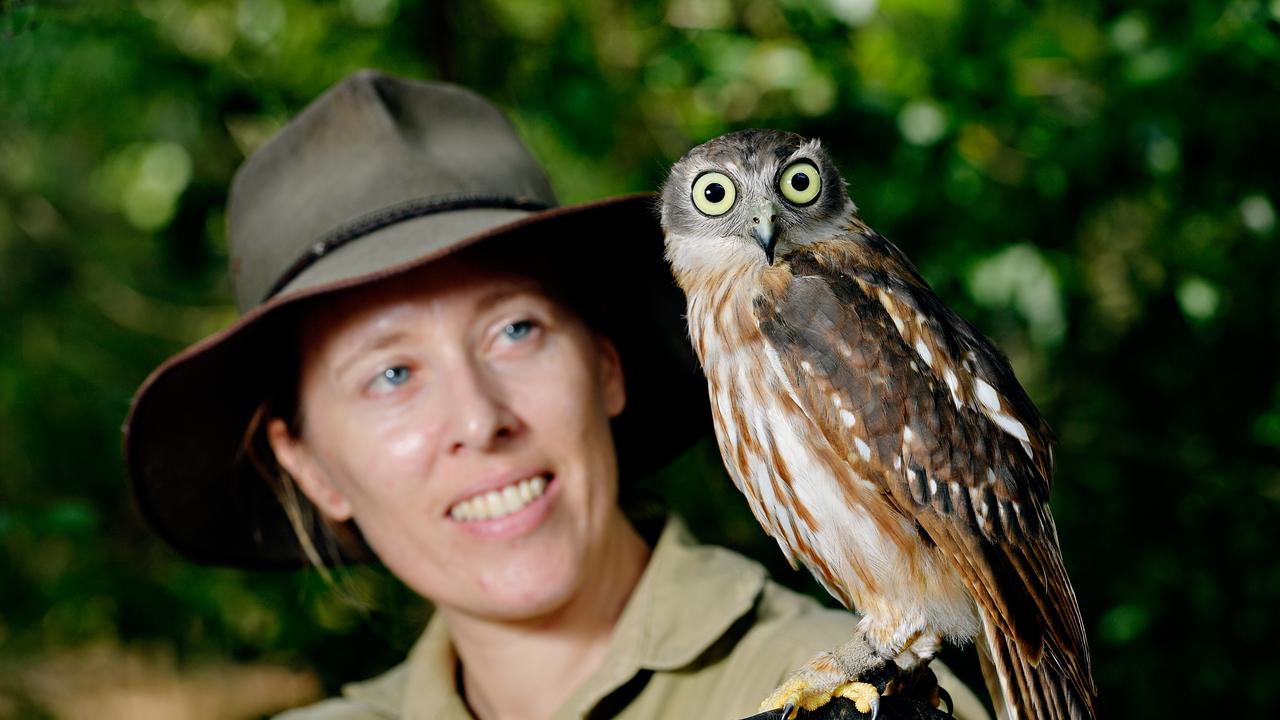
left=125, top=71, right=987, bottom=720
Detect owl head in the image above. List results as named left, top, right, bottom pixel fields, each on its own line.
left=660, top=129, right=854, bottom=278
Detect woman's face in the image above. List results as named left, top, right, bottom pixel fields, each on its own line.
left=268, top=255, right=626, bottom=621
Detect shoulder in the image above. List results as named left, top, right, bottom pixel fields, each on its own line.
left=711, top=578, right=853, bottom=698
left=272, top=663, right=406, bottom=720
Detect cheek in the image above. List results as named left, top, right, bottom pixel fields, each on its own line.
left=386, top=429, right=429, bottom=461
left=516, top=351, right=610, bottom=436
left=327, top=411, right=443, bottom=502
left=520, top=349, right=620, bottom=505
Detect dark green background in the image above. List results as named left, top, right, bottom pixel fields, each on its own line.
left=3, top=0, right=1279, bottom=716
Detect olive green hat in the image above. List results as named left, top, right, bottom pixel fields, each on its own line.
left=124, top=70, right=707, bottom=569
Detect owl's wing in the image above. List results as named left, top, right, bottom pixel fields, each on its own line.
left=753, top=235, right=1096, bottom=720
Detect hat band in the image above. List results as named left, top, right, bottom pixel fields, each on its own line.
left=264, top=194, right=552, bottom=301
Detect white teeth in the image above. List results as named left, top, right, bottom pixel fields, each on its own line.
left=485, top=491, right=504, bottom=517
left=502, top=486, right=521, bottom=513
left=450, top=475, right=549, bottom=522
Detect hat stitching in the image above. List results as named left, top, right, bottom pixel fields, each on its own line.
left=264, top=193, right=552, bottom=301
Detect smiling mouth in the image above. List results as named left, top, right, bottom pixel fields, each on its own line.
left=448, top=474, right=552, bottom=522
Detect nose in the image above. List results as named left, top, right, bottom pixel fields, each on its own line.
left=445, top=360, right=520, bottom=454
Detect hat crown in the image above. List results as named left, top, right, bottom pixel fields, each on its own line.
left=227, top=70, right=557, bottom=313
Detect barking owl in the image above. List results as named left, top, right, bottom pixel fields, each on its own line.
left=660, top=130, right=1097, bottom=720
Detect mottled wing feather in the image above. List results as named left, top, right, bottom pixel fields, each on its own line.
left=754, top=235, right=1095, bottom=719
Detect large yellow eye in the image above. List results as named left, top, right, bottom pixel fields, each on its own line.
left=779, top=161, right=821, bottom=205
left=691, top=171, right=737, bottom=216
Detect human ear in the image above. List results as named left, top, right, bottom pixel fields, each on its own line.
left=594, top=336, right=626, bottom=418
left=266, top=418, right=354, bottom=522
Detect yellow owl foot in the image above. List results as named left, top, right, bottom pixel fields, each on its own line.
left=834, top=681, right=882, bottom=716
left=759, top=678, right=881, bottom=719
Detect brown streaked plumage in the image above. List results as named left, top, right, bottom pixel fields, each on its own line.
left=660, top=129, right=1097, bottom=720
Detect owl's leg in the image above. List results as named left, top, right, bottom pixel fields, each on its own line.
left=758, top=636, right=898, bottom=719
left=888, top=663, right=949, bottom=715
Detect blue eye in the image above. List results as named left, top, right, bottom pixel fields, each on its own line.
left=504, top=320, right=534, bottom=340
left=378, top=366, right=411, bottom=386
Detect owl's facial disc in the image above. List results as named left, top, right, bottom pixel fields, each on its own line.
left=748, top=198, right=780, bottom=265
left=663, top=131, right=852, bottom=276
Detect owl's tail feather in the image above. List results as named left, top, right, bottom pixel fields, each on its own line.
left=977, top=614, right=1096, bottom=720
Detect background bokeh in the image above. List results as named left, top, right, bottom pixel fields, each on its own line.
left=3, top=0, right=1279, bottom=717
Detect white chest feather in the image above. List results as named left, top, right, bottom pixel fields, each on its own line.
left=691, top=296, right=880, bottom=565
left=687, top=286, right=979, bottom=652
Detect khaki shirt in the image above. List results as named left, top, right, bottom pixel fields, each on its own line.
left=277, top=517, right=989, bottom=720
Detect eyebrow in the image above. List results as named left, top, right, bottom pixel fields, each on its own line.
left=326, top=284, right=546, bottom=381
left=331, top=330, right=411, bottom=381
left=473, top=284, right=541, bottom=314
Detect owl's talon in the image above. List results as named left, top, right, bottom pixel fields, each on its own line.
left=761, top=679, right=882, bottom=717
left=758, top=678, right=810, bottom=717
left=834, top=681, right=881, bottom=718
left=937, top=686, right=953, bottom=715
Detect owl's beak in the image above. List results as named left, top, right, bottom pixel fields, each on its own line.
left=749, top=200, right=779, bottom=265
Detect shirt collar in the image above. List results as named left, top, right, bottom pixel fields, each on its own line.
left=389, top=515, right=767, bottom=718
left=611, top=514, right=767, bottom=670
left=400, top=610, right=470, bottom=720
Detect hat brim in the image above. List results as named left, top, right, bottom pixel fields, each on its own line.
left=124, top=193, right=711, bottom=569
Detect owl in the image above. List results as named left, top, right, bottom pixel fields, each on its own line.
left=660, top=130, right=1097, bottom=720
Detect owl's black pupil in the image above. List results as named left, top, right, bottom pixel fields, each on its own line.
left=791, top=172, right=811, bottom=191
left=704, top=183, right=726, bottom=203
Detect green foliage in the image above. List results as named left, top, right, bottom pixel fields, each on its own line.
left=3, top=0, right=1279, bottom=715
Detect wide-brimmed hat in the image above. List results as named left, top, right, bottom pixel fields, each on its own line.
left=124, top=70, right=708, bottom=569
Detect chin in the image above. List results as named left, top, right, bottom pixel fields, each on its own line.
left=472, top=541, right=585, bottom=620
